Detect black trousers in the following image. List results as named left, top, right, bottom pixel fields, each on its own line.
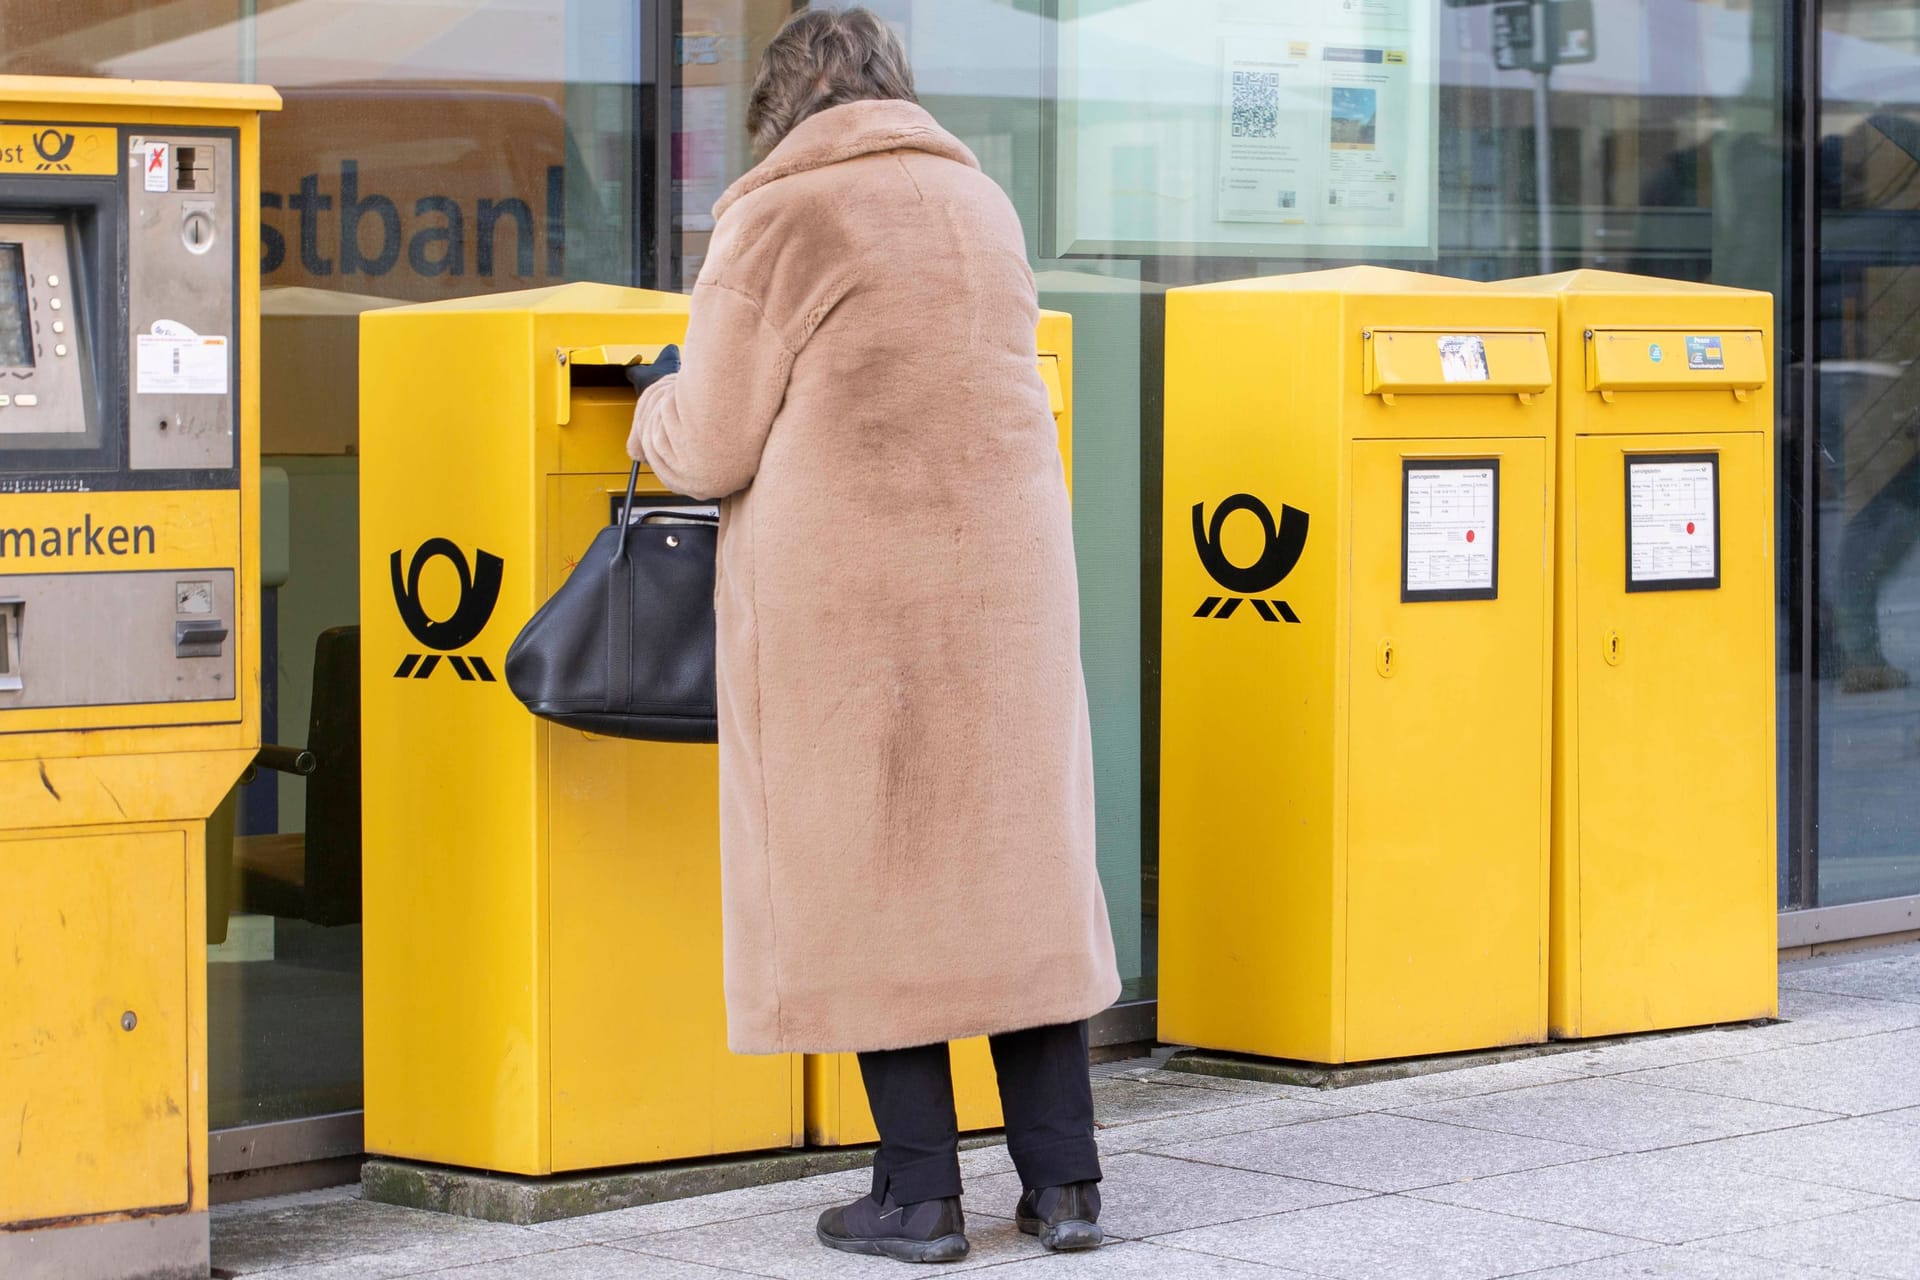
left=857, top=1020, right=1101, bottom=1205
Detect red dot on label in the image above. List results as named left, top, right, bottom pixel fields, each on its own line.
left=1466, top=530, right=1476, bottom=543
left=1686, top=522, right=1696, bottom=534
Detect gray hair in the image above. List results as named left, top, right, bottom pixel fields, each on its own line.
left=746, top=8, right=918, bottom=156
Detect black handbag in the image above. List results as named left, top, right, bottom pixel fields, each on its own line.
left=505, top=462, right=719, bottom=743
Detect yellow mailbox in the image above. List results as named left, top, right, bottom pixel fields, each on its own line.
left=1160, top=267, right=1558, bottom=1064
left=1509, top=271, right=1777, bottom=1038
left=802, top=309, right=1073, bottom=1146
left=359, top=284, right=799, bottom=1176
left=361, top=289, right=1071, bottom=1171
left=0, top=78, right=278, bottom=1277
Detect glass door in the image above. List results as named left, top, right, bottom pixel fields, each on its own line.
left=1814, top=0, right=1920, bottom=907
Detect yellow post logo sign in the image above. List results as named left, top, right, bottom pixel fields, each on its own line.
left=0, top=125, right=118, bottom=176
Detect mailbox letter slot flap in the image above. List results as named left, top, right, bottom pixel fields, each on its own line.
left=557, top=344, right=672, bottom=425
left=1364, top=330, right=1552, bottom=399
left=1036, top=354, right=1066, bottom=419
left=1587, top=329, right=1766, bottom=394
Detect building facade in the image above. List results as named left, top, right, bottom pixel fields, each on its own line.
left=4, top=0, right=1916, bottom=1182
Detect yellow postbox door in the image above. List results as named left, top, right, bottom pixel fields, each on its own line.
left=0, top=831, right=191, bottom=1223
left=1346, top=439, right=1552, bottom=1060
left=1567, top=433, right=1775, bottom=1033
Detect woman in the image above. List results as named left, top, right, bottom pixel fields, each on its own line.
left=628, top=7, right=1120, bottom=1264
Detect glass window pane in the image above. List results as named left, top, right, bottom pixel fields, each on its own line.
left=1815, top=2, right=1920, bottom=907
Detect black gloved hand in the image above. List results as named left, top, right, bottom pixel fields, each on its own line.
left=625, top=344, right=681, bottom=393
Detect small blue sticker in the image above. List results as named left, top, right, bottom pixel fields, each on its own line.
left=1649, top=343, right=1664, bottom=363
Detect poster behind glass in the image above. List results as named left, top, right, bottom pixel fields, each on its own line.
left=1053, top=0, right=1439, bottom=258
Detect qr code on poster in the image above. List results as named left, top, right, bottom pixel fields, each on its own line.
left=1231, top=70, right=1280, bottom=139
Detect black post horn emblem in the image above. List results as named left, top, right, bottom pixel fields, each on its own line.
left=1192, top=494, right=1309, bottom=624
left=390, top=539, right=504, bottom=680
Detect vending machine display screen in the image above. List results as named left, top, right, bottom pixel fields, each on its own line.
left=0, top=243, right=30, bottom=369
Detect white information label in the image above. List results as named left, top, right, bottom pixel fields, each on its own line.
left=1405, top=463, right=1497, bottom=597
left=1628, top=457, right=1718, bottom=587
left=137, top=331, right=229, bottom=395
left=143, top=142, right=170, bottom=192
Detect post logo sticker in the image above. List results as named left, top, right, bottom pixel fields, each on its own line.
left=1191, top=494, right=1310, bottom=624
left=390, top=539, right=504, bottom=682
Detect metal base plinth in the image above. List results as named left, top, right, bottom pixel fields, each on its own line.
left=0, top=1212, right=208, bottom=1280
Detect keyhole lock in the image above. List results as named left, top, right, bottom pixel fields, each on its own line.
left=1375, top=639, right=1397, bottom=679
left=121, top=1011, right=138, bottom=1032
left=1604, top=629, right=1623, bottom=667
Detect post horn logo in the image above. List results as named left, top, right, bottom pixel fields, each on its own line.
left=1192, top=494, right=1309, bottom=624
left=31, top=130, right=76, bottom=172
left=390, top=539, right=504, bottom=681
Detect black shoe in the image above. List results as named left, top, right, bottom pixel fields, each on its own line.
left=816, top=1191, right=970, bottom=1264
left=1015, top=1182, right=1104, bottom=1252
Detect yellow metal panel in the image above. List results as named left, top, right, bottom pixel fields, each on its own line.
left=1587, top=330, right=1767, bottom=394
left=1038, top=309, right=1073, bottom=489
left=803, top=1041, right=1003, bottom=1148
left=0, top=124, right=117, bottom=176
left=1565, top=434, right=1776, bottom=1034
left=0, top=829, right=191, bottom=1223
left=0, top=77, right=281, bottom=115
left=1160, top=285, right=1346, bottom=1063
left=1345, top=438, right=1553, bottom=1059
left=1364, top=330, right=1552, bottom=398
left=360, top=307, right=549, bottom=1174
left=546, top=474, right=796, bottom=1170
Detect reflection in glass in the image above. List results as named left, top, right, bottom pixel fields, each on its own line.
left=1815, top=2, right=1920, bottom=907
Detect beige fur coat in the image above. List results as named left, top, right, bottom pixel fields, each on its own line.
left=629, top=99, right=1119, bottom=1054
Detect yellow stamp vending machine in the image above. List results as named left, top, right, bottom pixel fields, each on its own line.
left=1161, top=267, right=1558, bottom=1065
left=0, top=78, right=278, bottom=1279
left=799, top=309, right=1075, bottom=1147
left=1510, top=271, right=1777, bottom=1039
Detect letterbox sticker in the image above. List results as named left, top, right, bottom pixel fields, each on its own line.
left=1191, top=493, right=1309, bottom=624
left=1685, top=336, right=1725, bottom=371
left=1403, top=459, right=1499, bottom=603
left=390, top=539, right=504, bottom=681
left=1437, top=335, right=1490, bottom=383
left=144, top=142, right=170, bottom=193
left=1649, top=343, right=1664, bottom=364
left=1626, top=453, right=1720, bottom=592
left=136, top=321, right=229, bottom=396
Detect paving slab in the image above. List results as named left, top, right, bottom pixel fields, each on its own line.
left=303, top=1244, right=751, bottom=1280
left=1692, top=1116, right=1920, bottom=1200
left=1396, top=1077, right=1837, bottom=1153
left=209, top=1198, right=545, bottom=1276
left=1713, top=1200, right=1920, bottom=1279
left=1149, top=1111, right=1602, bottom=1193
left=1153, top=1193, right=1640, bottom=1280
left=1873, top=1105, right=1920, bottom=1128
left=1411, top=1146, right=1892, bottom=1245
left=981, top=1239, right=1324, bottom=1278
left=1511, top=1242, right=1861, bottom=1278
left=1097, top=1097, right=1359, bottom=1156
left=969, top=1151, right=1370, bottom=1240
left=1780, top=948, right=1920, bottom=1006
left=1617, top=1028, right=1920, bottom=1116
left=1326, top=1056, right=1600, bottom=1111
left=524, top=1168, right=874, bottom=1245
left=1091, top=1077, right=1260, bottom=1127
left=612, top=1204, right=1032, bottom=1277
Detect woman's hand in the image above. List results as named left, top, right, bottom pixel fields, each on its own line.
left=626, top=345, right=682, bottom=393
